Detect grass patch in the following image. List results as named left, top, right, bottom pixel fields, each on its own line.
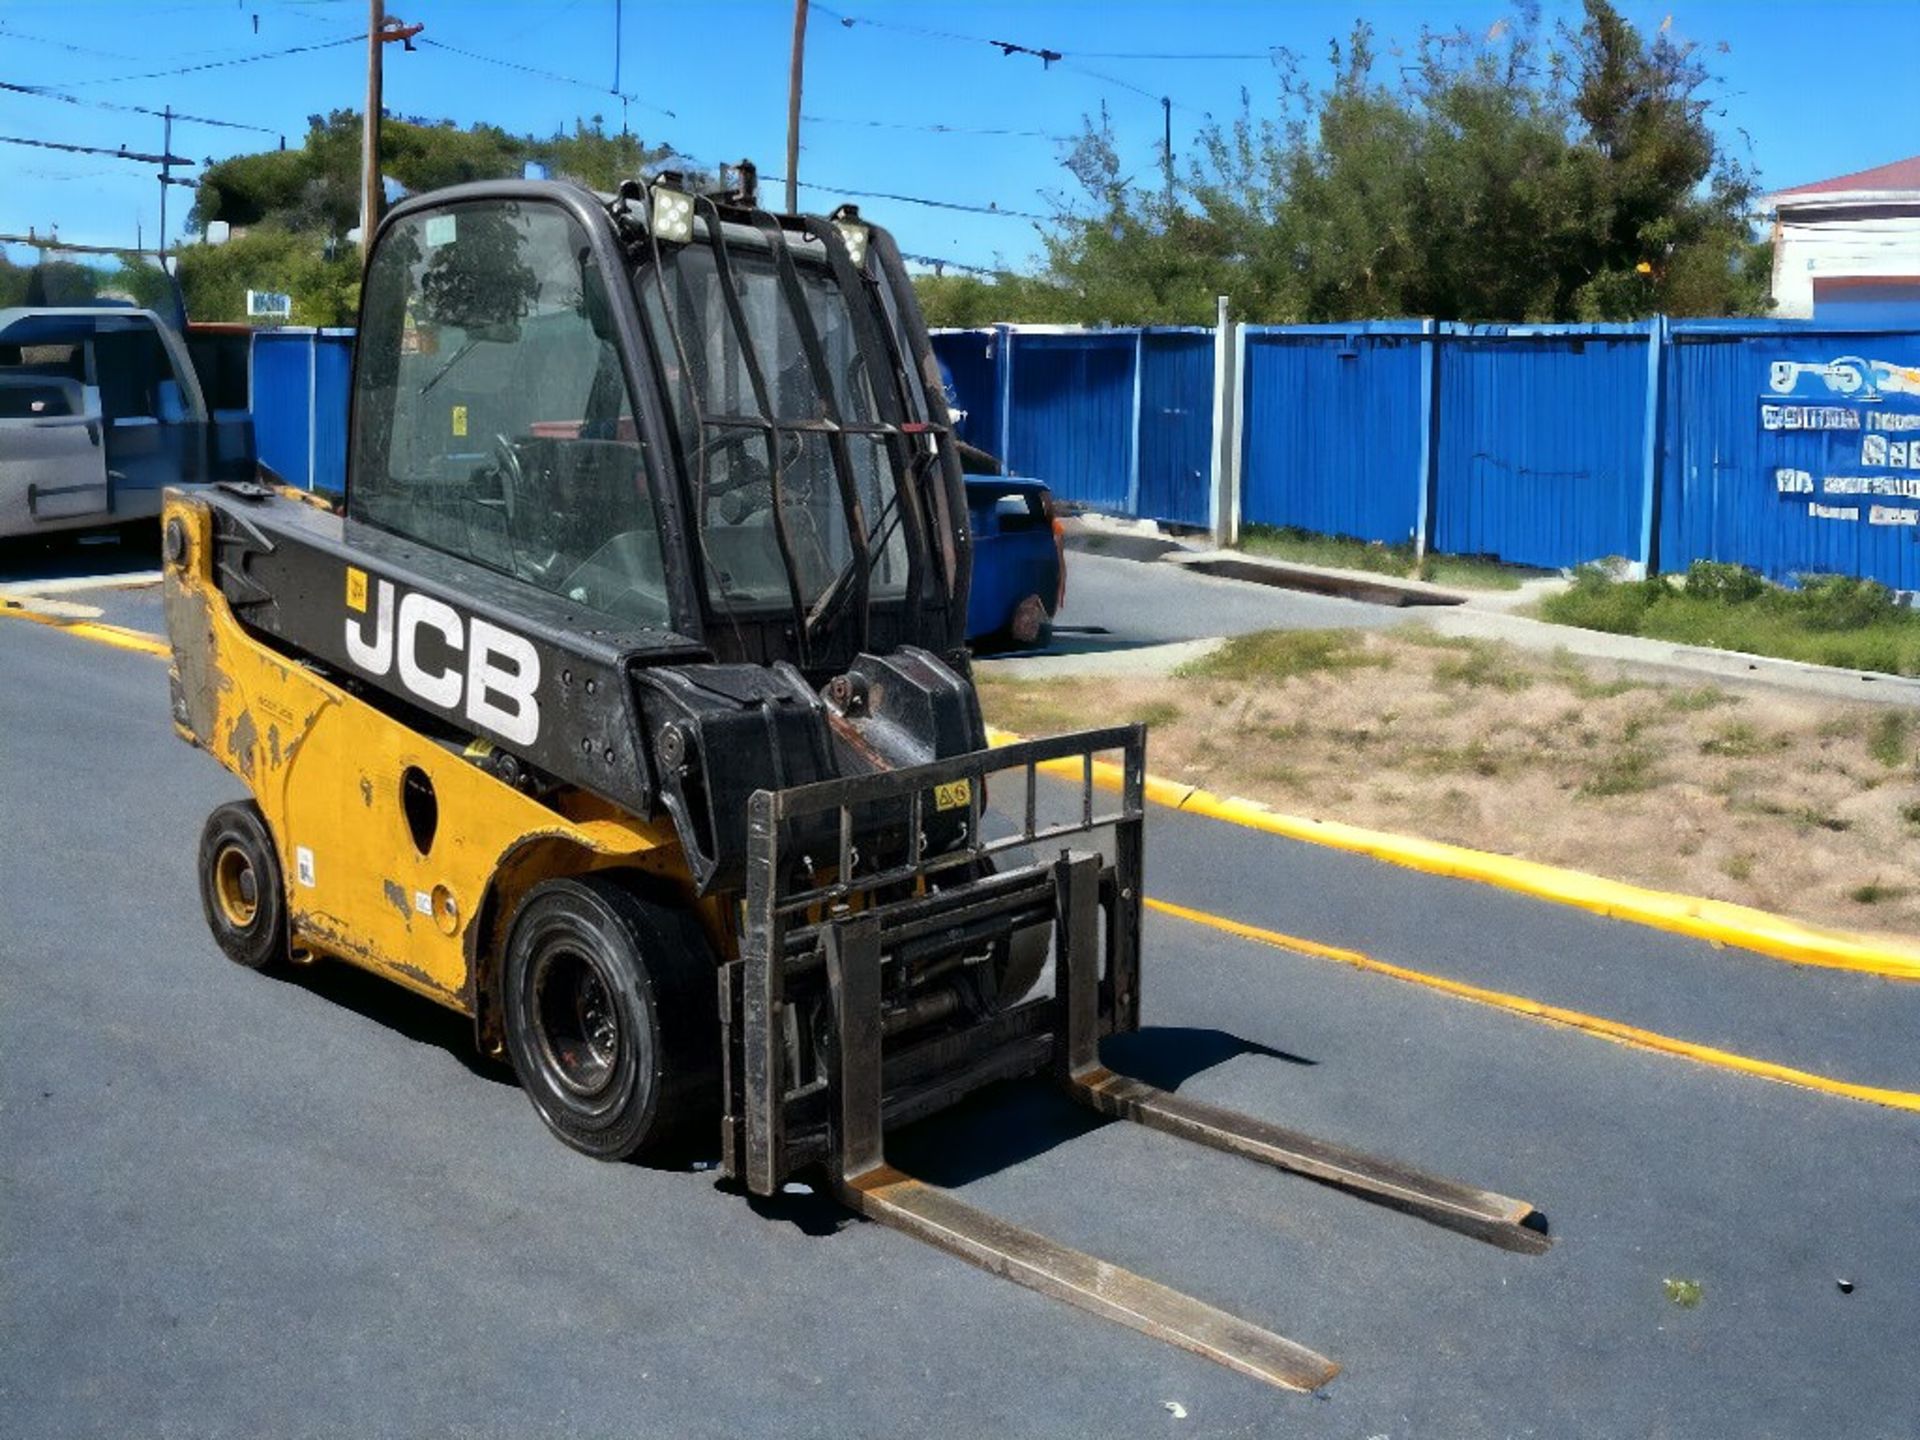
left=1663, top=1278, right=1704, bottom=1309
left=1236, top=525, right=1543, bottom=591
left=1132, top=699, right=1184, bottom=729
left=1664, top=686, right=1736, bottom=713
left=1550, top=651, right=1645, bottom=700
left=1720, top=852, right=1754, bottom=882
left=1540, top=562, right=1920, bottom=676
left=1700, top=721, right=1784, bottom=759
left=1178, top=629, right=1388, bottom=683
left=1902, top=801, right=1920, bottom=832
left=1581, top=746, right=1662, bottom=797
left=1867, top=711, right=1913, bottom=769
left=1431, top=640, right=1532, bottom=691
left=1850, top=880, right=1911, bottom=905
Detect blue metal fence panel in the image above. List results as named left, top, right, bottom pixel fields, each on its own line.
left=1135, top=330, right=1214, bottom=526
left=1005, top=332, right=1136, bottom=511
left=1239, top=325, right=1425, bottom=545
left=930, top=328, right=1001, bottom=456
left=249, top=328, right=315, bottom=489
left=1660, top=324, right=1920, bottom=590
left=311, top=331, right=353, bottom=493
left=1432, top=323, right=1651, bottom=568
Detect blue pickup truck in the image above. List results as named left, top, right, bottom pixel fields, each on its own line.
left=965, top=474, right=1065, bottom=648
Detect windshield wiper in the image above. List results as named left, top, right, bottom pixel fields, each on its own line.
left=417, top=336, right=481, bottom=396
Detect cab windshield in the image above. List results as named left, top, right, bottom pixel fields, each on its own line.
left=636, top=233, right=914, bottom=630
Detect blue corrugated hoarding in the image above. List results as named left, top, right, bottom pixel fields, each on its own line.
left=1433, top=323, right=1653, bottom=569
left=930, top=328, right=1001, bottom=456
left=258, top=317, right=1920, bottom=592
left=1239, top=324, right=1426, bottom=545
left=1660, top=323, right=1920, bottom=590
left=1135, top=330, right=1214, bottom=527
left=249, top=328, right=353, bottom=492
left=1003, top=332, right=1136, bottom=512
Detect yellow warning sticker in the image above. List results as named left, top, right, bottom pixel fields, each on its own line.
left=451, top=404, right=468, bottom=438
left=933, top=779, right=972, bottom=812
left=345, top=566, right=368, bottom=612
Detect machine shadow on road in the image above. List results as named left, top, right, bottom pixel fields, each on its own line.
left=707, top=1026, right=1311, bottom=1239
left=889, top=1027, right=1314, bottom=1190
left=267, top=953, right=517, bottom=1087
left=0, top=528, right=161, bottom=584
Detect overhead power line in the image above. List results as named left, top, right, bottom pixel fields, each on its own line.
left=67, top=33, right=364, bottom=86
left=898, top=252, right=1001, bottom=277
left=0, top=79, right=281, bottom=136
left=801, top=113, right=1074, bottom=143
left=417, top=38, right=676, bottom=120
left=0, top=25, right=140, bottom=63
left=663, top=148, right=1049, bottom=223
left=810, top=3, right=1208, bottom=113
left=790, top=178, right=1046, bottom=223
left=0, top=134, right=195, bottom=166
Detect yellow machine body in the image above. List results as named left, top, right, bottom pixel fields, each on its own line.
left=162, top=492, right=693, bottom=1031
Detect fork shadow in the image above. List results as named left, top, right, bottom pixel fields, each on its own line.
left=881, top=1025, right=1314, bottom=1193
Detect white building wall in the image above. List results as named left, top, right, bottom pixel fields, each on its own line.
left=1770, top=206, right=1920, bottom=317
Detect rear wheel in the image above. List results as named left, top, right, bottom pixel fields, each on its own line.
left=196, top=800, right=288, bottom=971
left=501, top=875, right=719, bottom=1161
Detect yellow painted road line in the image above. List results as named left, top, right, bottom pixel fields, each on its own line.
left=1147, top=895, right=1920, bottom=1115
left=0, top=599, right=172, bottom=658
left=985, top=726, right=1920, bottom=983
left=11, top=605, right=1916, bottom=983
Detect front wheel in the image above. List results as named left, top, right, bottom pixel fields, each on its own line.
left=196, top=800, right=288, bottom=971
left=501, top=875, right=719, bottom=1161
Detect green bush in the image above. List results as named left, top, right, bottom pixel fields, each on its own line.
left=1540, top=563, right=1920, bottom=676
left=1794, top=575, right=1901, bottom=632
left=1683, top=560, right=1767, bottom=604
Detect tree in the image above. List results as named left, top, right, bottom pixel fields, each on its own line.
left=175, top=113, right=672, bottom=325
left=1034, top=1, right=1767, bottom=325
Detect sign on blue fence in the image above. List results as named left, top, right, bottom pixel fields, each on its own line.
left=1763, top=355, right=1920, bottom=535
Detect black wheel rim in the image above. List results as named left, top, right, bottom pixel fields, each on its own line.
left=531, top=944, right=621, bottom=1095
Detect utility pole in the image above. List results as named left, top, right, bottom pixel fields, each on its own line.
left=785, top=0, right=809, bottom=213
left=1162, top=96, right=1173, bottom=207
left=360, top=3, right=422, bottom=263
left=360, top=0, right=384, bottom=263
left=158, top=105, right=173, bottom=259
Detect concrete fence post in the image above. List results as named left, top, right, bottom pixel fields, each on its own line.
left=995, top=323, right=1015, bottom=475
left=1209, top=295, right=1241, bottom=547
left=1414, top=318, right=1439, bottom=561
left=306, top=329, right=318, bottom=493
left=1126, top=329, right=1144, bottom=516
left=1638, top=314, right=1668, bottom=577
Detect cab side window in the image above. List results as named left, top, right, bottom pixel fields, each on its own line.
left=352, top=200, right=671, bottom=629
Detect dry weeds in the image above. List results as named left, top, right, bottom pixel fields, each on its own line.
left=978, top=628, right=1920, bottom=938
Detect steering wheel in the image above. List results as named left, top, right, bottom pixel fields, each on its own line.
left=698, top=427, right=814, bottom=524
left=490, top=433, right=525, bottom=522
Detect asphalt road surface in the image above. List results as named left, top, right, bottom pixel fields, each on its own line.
left=3, top=582, right=1918, bottom=1439
left=1039, top=546, right=1404, bottom=655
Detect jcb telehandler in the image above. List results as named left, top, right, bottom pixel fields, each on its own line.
left=163, top=168, right=1547, bottom=1392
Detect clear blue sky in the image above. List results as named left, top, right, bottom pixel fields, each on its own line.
left=3, top=0, right=1915, bottom=276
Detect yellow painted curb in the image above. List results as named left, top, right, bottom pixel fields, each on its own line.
left=1147, top=896, right=1920, bottom=1115
left=0, top=600, right=172, bottom=658
left=7, top=601, right=1913, bottom=980
left=984, top=725, right=1920, bottom=982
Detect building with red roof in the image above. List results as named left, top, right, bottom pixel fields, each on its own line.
left=1766, top=155, right=1920, bottom=321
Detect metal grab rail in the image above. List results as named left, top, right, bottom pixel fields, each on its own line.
left=734, top=726, right=1146, bottom=1197
left=756, top=724, right=1144, bottom=918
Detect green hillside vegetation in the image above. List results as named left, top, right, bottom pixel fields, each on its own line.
left=175, top=111, right=670, bottom=324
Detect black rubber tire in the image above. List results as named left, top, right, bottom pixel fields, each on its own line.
left=196, top=800, right=288, bottom=971
left=501, top=875, right=719, bottom=1162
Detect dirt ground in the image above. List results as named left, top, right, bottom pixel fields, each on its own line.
left=978, top=627, right=1920, bottom=940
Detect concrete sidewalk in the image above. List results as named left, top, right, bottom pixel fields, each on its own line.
left=1051, top=517, right=1920, bottom=704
